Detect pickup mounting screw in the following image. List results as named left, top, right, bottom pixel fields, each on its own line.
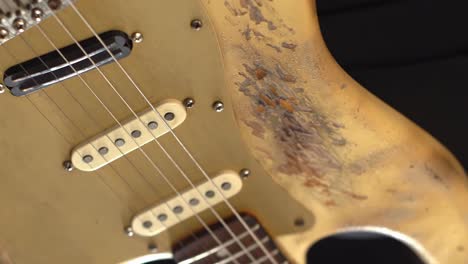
left=212, top=101, right=224, bottom=112
left=183, top=97, right=195, bottom=108
left=0, top=84, right=5, bottom=94
left=190, top=19, right=203, bottom=31
left=240, top=168, right=250, bottom=179
left=124, top=226, right=134, bottom=237
left=131, top=32, right=143, bottom=43
left=148, top=243, right=158, bottom=253
left=31, top=8, right=43, bottom=22
left=0, top=27, right=9, bottom=39
left=63, top=160, right=74, bottom=172
left=13, top=18, right=26, bottom=33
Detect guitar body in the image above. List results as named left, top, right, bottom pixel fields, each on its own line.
left=0, top=0, right=466, bottom=263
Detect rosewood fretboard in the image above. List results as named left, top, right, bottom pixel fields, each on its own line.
left=173, top=214, right=288, bottom=264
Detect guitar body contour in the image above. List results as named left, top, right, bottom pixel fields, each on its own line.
left=0, top=0, right=466, bottom=263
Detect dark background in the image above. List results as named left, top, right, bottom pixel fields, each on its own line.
left=154, top=0, right=467, bottom=263
left=307, top=0, right=467, bottom=263
left=318, top=0, right=468, bottom=170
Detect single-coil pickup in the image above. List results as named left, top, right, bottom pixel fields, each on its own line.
left=131, top=171, right=242, bottom=237
left=71, top=99, right=186, bottom=172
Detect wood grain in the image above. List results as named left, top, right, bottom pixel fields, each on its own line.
left=173, top=214, right=287, bottom=264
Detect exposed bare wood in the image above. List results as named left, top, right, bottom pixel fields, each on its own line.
left=0, top=0, right=466, bottom=263
left=201, top=0, right=468, bottom=263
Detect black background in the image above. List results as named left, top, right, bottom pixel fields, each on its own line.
left=153, top=0, right=468, bottom=263
left=307, top=0, right=467, bottom=263
left=318, top=0, right=467, bottom=170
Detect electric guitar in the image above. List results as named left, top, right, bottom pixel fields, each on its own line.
left=0, top=0, right=466, bottom=263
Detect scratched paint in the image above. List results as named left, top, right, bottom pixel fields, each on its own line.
left=223, top=0, right=368, bottom=203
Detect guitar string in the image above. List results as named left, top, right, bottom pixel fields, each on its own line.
left=9, top=0, right=275, bottom=261
left=0, top=0, right=171, bottom=209
left=32, top=18, right=254, bottom=262
left=3, top=65, right=147, bottom=206
left=3, top=2, right=280, bottom=262
left=0, top=0, right=224, bottom=260
left=27, top=2, right=256, bottom=262
left=0, top=1, right=146, bottom=211
left=0, top=55, right=137, bottom=228
left=46, top=0, right=274, bottom=261
left=1, top=12, right=263, bottom=264
left=62, top=1, right=277, bottom=262
left=10, top=25, right=220, bottom=261
left=0, top=25, right=264, bottom=264
left=179, top=224, right=275, bottom=264
left=0, top=42, right=218, bottom=260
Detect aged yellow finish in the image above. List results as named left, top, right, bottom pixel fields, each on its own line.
left=0, top=0, right=466, bottom=264
left=201, top=0, right=468, bottom=263
left=71, top=99, right=187, bottom=171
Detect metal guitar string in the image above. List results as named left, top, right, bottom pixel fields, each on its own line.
left=0, top=34, right=217, bottom=262
left=49, top=0, right=276, bottom=262
left=0, top=0, right=162, bottom=207
left=36, top=22, right=243, bottom=264
left=0, top=48, right=138, bottom=234
left=1, top=0, right=275, bottom=261
left=62, top=1, right=277, bottom=261
left=0, top=25, right=148, bottom=209
left=0, top=6, right=217, bottom=256
left=0, top=0, right=235, bottom=261
left=0, top=48, right=145, bottom=204
left=17, top=3, right=258, bottom=263
left=36, top=9, right=258, bottom=263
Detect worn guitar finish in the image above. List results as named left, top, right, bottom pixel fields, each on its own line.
left=0, top=0, right=466, bottom=263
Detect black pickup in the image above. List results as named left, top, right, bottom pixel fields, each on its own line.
left=3, top=30, right=133, bottom=97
